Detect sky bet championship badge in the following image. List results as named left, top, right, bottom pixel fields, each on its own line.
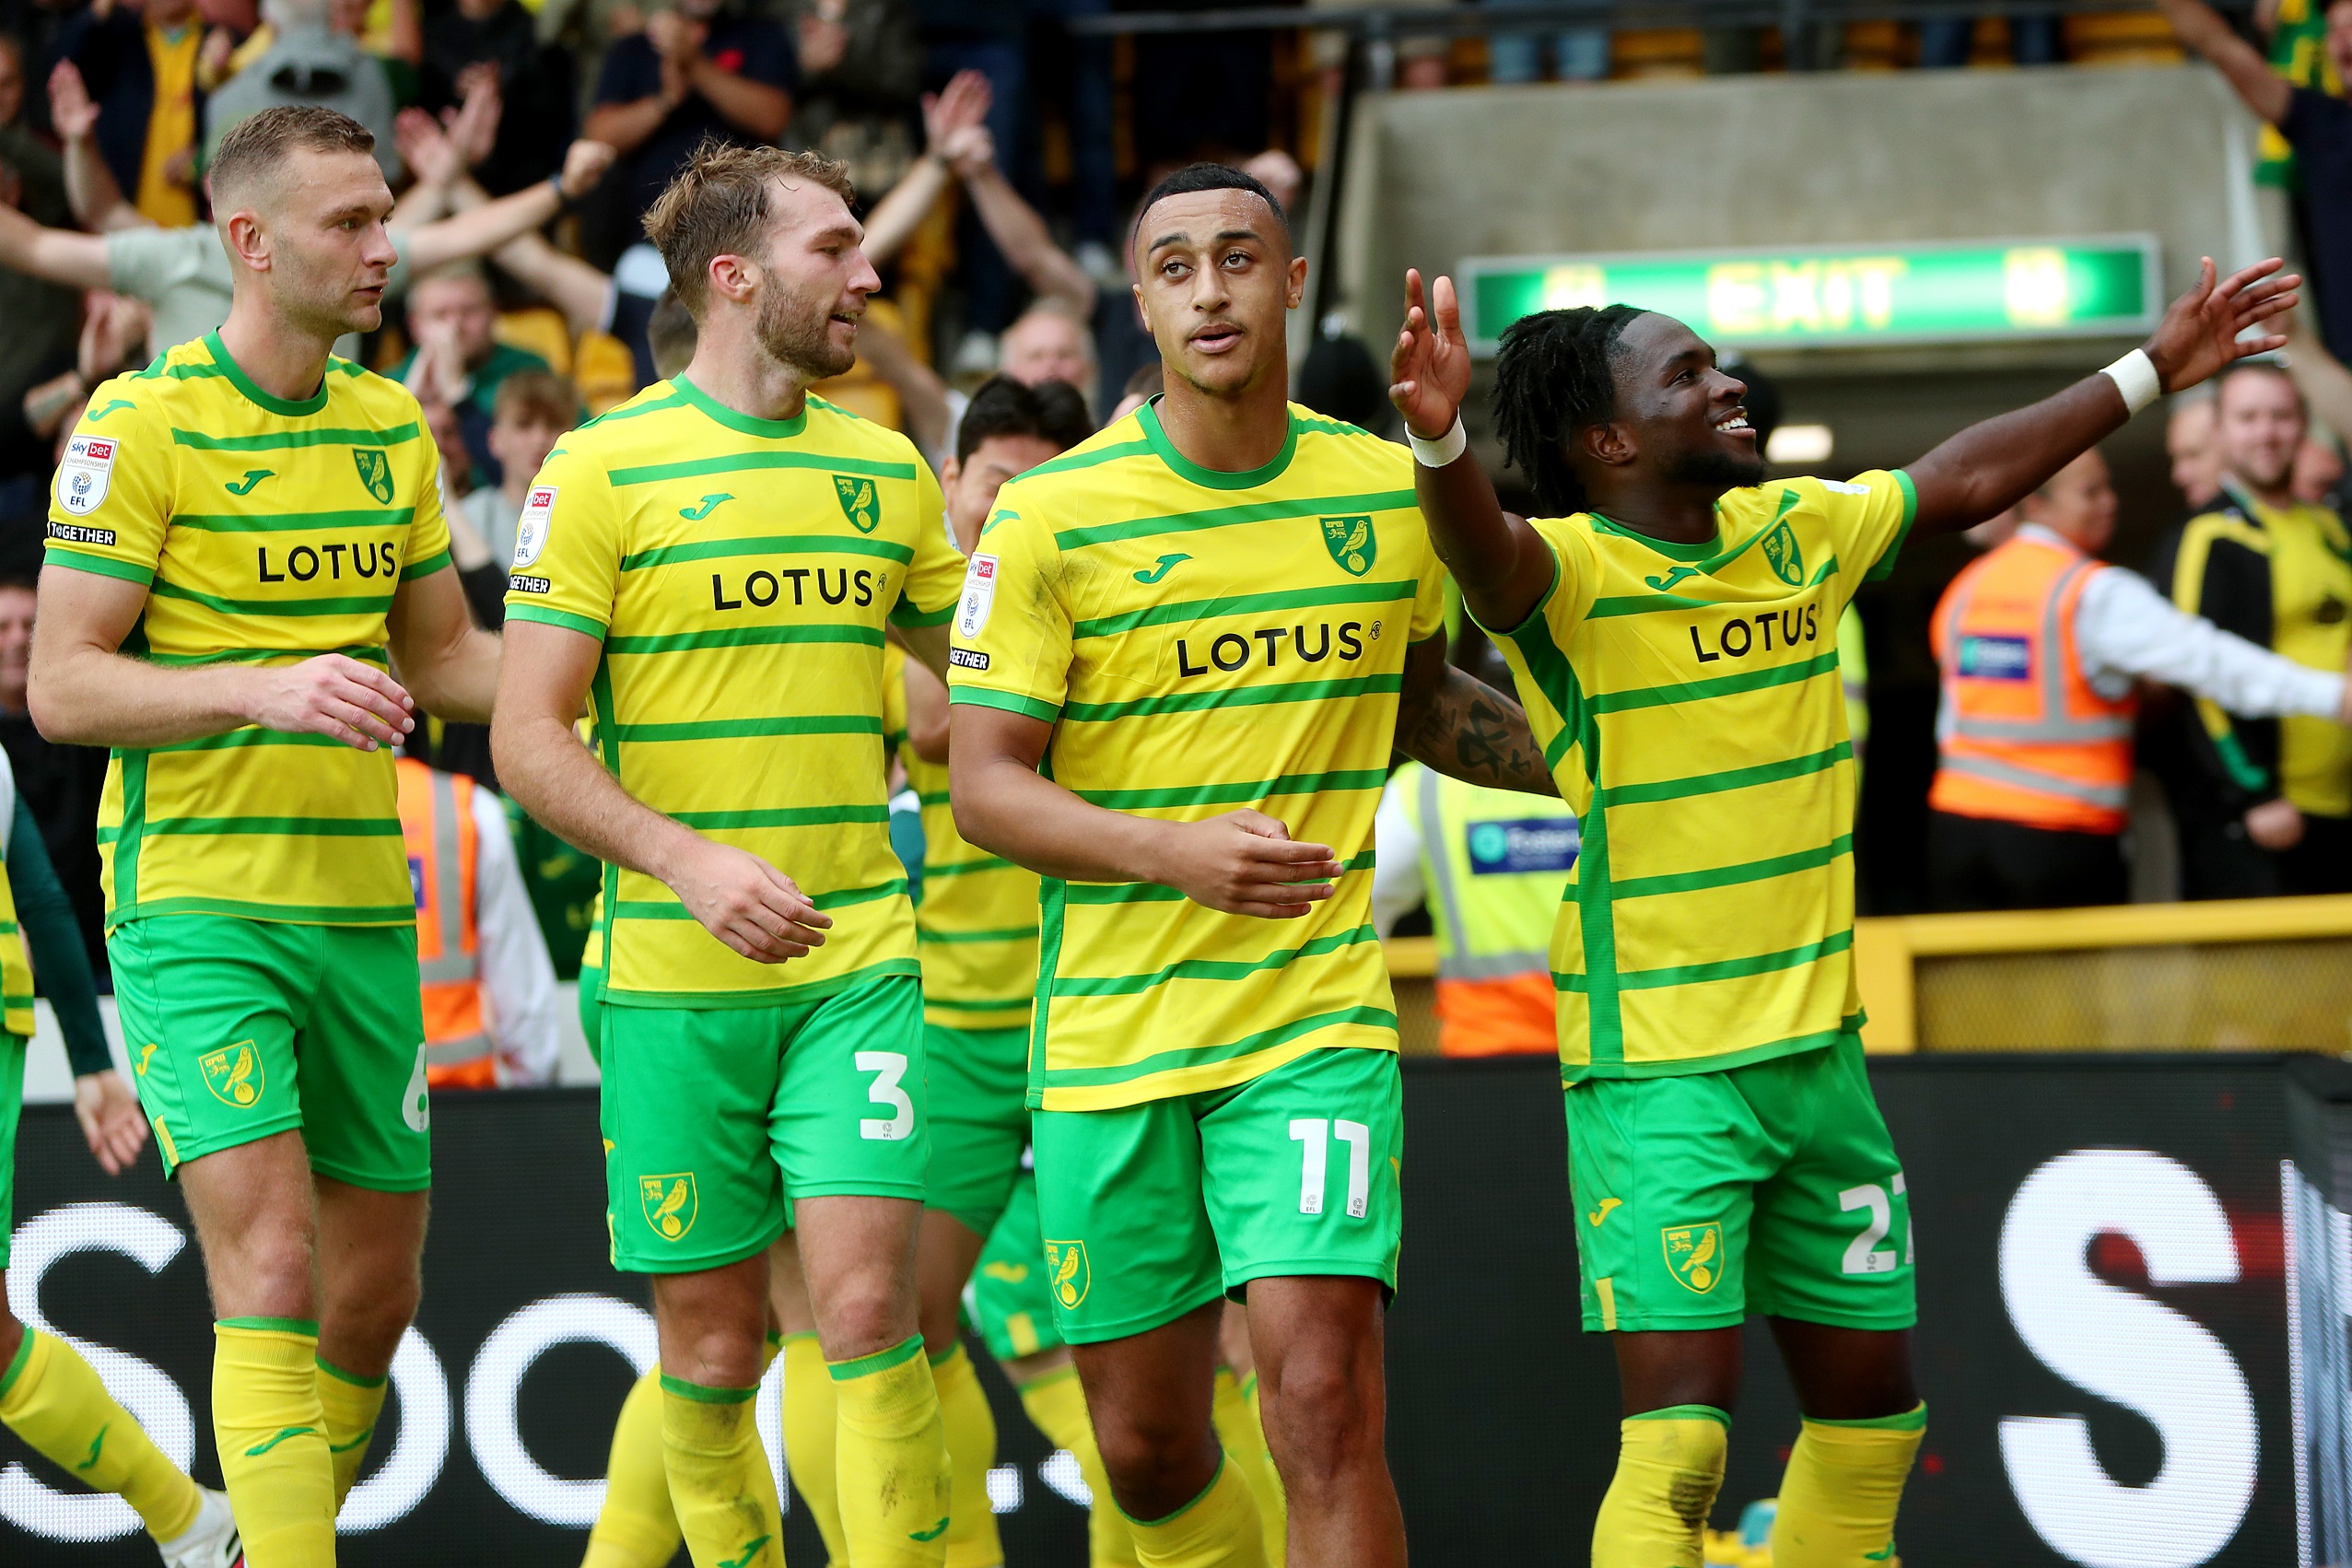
left=512, top=486, right=557, bottom=568
left=55, top=434, right=118, bottom=516
left=958, top=554, right=999, bottom=640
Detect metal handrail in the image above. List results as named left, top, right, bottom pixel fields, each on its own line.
left=1068, top=0, right=2200, bottom=37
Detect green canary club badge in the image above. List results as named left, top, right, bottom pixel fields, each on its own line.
left=353, top=448, right=394, bottom=505
left=1663, top=1223, right=1725, bottom=1293
left=834, top=474, right=880, bottom=533
left=1761, top=518, right=1805, bottom=588
left=1321, top=514, right=1376, bottom=577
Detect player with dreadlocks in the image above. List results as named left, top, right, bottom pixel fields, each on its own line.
left=1387, top=257, right=2297, bottom=1568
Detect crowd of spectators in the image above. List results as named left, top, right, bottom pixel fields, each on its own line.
left=0, top=0, right=2346, bottom=988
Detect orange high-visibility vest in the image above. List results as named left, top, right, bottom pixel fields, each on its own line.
left=1929, top=531, right=2137, bottom=835
left=396, top=757, right=494, bottom=1088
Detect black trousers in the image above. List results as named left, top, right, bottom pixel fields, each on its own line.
left=1927, top=810, right=2129, bottom=912
left=2180, top=809, right=2352, bottom=900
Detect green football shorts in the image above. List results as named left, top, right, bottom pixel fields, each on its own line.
left=600, top=973, right=929, bottom=1273
left=1029, top=1046, right=1403, bottom=1344
left=1565, top=1033, right=1915, bottom=1334
left=925, top=1021, right=1029, bottom=1237
left=111, top=917, right=429, bottom=1190
left=0, top=1031, right=23, bottom=1268
left=965, top=1164, right=1063, bottom=1363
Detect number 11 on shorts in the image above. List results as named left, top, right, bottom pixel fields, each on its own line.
left=1292, top=1117, right=1371, bottom=1218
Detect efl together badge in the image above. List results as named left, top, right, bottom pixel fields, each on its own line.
left=56, top=435, right=118, bottom=516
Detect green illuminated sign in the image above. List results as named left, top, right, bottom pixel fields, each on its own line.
left=1461, top=237, right=2159, bottom=354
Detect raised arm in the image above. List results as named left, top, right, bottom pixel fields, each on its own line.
left=955, top=114, right=1094, bottom=316
left=1906, top=257, right=2298, bottom=538
left=31, top=566, right=416, bottom=750
left=0, top=204, right=113, bottom=292
left=1389, top=269, right=1558, bottom=633
left=406, top=140, right=615, bottom=275
left=858, top=70, right=989, bottom=268
left=949, top=704, right=1343, bottom=918
left=2155, top=0, right=2290, bottom=123
left=1394, top=635, right=1556, bottom=795
left=491, top=619, right=829, bottom=962
left=386, top=565, right=500, bottom=723
left=856, top=313, right=954, bottom=466
left=50, top=61, right=142, bottom=233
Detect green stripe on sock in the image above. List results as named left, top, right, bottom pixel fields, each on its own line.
left=658, top=1374, right=759, bottom=1405
left=766, top=1330, right=784, bottom=1349
left=927, top=1340, right=964, bottom=1368
left=781, top=1331, right=821, bottom=1345
left=1117, top=1454, right=1227, bottom=1527
left=827, top=1333, right=924, bottom=1382
left=315, top=1354, right=387, bottom=1388
left=1629, top=1403, right=1732, bottom=1429
left=0, top=1328, right=36, bottom=1399
left=1807, top=1401, right=1927, bottom=1432
left=1015, top=1362, right=1081, bottom=1396
left=217, top=1316, right=321, bottom=1337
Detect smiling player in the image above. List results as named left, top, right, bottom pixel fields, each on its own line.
left=1387, top=256, right=2299, bottom=1567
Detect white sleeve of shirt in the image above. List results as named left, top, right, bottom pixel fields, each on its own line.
left=1370, top=775, right=1424, bottom=939
left=470, top=786, right=563, bottom=1087
left=0, top=747, right=18, bottom=859
left=2074, top=565, right=2346, bottom=718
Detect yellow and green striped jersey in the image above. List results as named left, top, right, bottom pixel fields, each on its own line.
left=890, top=643, right=1041, bottom=1032
left=947, top=401, right=1447, bottom=1110
left=1487, top=472, right=1914, bottom=1081
left=507, top=376, right=965, bottom=1006
left=45, top=333, right=453, bottom=928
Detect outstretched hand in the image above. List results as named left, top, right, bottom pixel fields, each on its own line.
left=923, top=70, right=992, bottom=158
left=74, top=1071, right=146, bottom=1176
left=2146, top=256, right=2299, bottom=392
left=49, top=61, right=98, bottom=141
left=1389, top=268, right=1472, bottom=441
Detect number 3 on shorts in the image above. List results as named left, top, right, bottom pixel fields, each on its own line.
left=856, top=1050, right=913, bottom=1141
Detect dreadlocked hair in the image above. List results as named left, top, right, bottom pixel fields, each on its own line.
left=1492, top=305, right=1647, bottom=518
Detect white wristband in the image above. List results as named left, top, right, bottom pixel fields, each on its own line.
left=2102, top=348, right=2162, bottom=416
left=1409, top=416, right=1467, bottom=468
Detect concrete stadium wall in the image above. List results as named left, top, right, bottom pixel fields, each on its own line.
left=1334, top=62, right=2266, bottom=386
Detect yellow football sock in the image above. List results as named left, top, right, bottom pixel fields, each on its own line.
left=582, top=1365, right=679, bottom=1568
left=1017, top=1364, right=1136, bottom=1568
left=1769, top=1403, right=1927, bottom=1568
left=0, top=1327, right=202, bottom=1540
left=831, top=1334, right=951, bottom=1564
left=1120, top=1453, right=1268, bottom=1568
left=1211, top=1369, right=1285, bottom=1567
left=782, top=1332, right=848, bottom=1565
left=1592, top=1404, right=1729, bottom=1568
left=931, top=1341, right=1002, bottom=1567
left=214, top=1317, right=337, bottom=1567
left=314, top=1353, right=388, bottom=1510
left=661, top=1374, right=783, bottom=1568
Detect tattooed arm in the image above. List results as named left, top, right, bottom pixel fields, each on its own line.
left=1394, top=636, right=1557, bottom=796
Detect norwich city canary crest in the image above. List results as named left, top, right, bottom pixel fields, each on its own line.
left=353, top=448, right=394, bottom=505
left=640, top=1174, right=698, bottom=1241
left=198, top=1041, right=263, bottom=1108
left=1043, top=1239, right=1090, bottom=1309
left=834, top=474, right=880, bottom=533
left=1321, top=514, right=1375, bottom=577
left=1663, top=1223, right=1724, bottom=1293
left=1761, top=518, right=1805, bottom=588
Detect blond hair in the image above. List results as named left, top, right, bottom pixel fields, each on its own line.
left=211, top=105, right=376, bottom=211
left=642, top=139, right=857, bottom=318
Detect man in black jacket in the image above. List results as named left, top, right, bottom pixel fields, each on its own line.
left=2152, top=361, right=2352, bottom=895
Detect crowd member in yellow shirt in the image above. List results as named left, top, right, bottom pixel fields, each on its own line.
left=1387, top=254, right=2298, bottom=1567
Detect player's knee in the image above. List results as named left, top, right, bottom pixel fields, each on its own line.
left=821, top=1274, right=914, bottom=1359
left=1260, top=1354, right=1377, bottom=1476
left=213, top=1232, right=320, bottom=1319
left=1094, top=1417, right=1217, bottom=1514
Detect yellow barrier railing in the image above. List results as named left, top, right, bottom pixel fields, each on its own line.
left=1854, top=894, right=2352, bottom=1052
